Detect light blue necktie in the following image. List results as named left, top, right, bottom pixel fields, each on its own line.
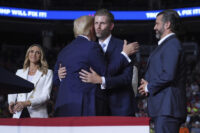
left=101, top=43, right=106, bottom=53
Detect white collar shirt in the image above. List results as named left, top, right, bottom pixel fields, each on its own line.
left=158, top=33, right=175, bottom=46
left=98, top=34, right=112, bottom=53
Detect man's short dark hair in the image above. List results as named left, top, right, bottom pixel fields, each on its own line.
left=157, top=9, right=181, bottom=33
left=94, top=9, right=114, bottom=23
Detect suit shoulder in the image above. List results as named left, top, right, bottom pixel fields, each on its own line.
left=110, top=36, right=124, bottom=49
left=85, top=41, right=99, bottom=50
left=170, top=36, right=181, bottom=43
left=163, top=38, right=183, bottom=54
left=111, top=36, right=123, bottom=44
left=58, top=45, right=68, bottom=56
left=168, top=37, right=182, bottom=48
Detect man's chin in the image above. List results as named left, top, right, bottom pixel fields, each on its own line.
left=96, top=34, right=102, bottom=39
left=155, top=34, right=160, bottom=40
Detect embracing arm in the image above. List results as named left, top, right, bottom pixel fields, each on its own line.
left=79, top=42, right=138, bottom=86
left=87, top=42, right=137, bottom=76
left=106, top=64, right=133, bottom=89
left=79, top=63, right=134, bottom=90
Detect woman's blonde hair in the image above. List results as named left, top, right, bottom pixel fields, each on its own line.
left=23, top=44, right=48, bottom=75
left=73, top=15, right=94, bottom=38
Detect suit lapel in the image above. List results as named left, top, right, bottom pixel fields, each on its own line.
left=146, top=35, right=176, bottom=70
left=22, top=68, right=42, bottom=85
left=145, top=47, right=157, bottom=72
left=105, top=37, right=115, bottom=58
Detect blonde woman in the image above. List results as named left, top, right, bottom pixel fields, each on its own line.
left=8, top=44, right=53, bottom=118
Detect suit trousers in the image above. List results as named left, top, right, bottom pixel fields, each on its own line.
left=95, top=96, right=109, bottom=116
left=153, top=116, right=183, bottom=133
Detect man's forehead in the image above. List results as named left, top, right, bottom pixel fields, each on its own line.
left=95, top=15, right=108, bottom=20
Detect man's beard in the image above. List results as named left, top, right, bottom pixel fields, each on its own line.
left=155, top=25, right=164, bottom=40
left=96, top=29, right=110, bottom=40
left=155, top=29, right=165, bottom=40
left=155, top=31, right=162, bottom=40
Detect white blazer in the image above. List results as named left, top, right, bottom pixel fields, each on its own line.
left=132, top=65, right=138, bottom=97
left=8, top=68, right=53, bottom=118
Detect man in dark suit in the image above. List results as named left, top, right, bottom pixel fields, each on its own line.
left=79, top=9, right=138, bottom=116
left=138, top=9, right=187, bottom=133
left=54, top=15, right=138, bottom=116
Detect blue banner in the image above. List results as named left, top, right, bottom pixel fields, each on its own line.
left=0, top=6, right=200, bottom=20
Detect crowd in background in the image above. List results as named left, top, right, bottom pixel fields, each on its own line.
left=0, top=42, right=199, bottom=132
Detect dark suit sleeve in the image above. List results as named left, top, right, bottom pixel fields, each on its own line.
left=148, top=43, right=180, bottom=95
left=53, top=57, right=61, bottom=87
left=105, top=51, right=135, bottom=89
left=107, top=53, right=130, bottom=75
left=105, top=64, right=133, bottom=89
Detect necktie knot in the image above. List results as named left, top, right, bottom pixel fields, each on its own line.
left=100, top=43, right=106, bottom=53
left=99, top=43, right=107, bottom=53
left=102, top=43, right=106, bottom=49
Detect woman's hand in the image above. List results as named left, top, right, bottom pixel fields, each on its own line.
left=13, top=101, right=31, bottom=112
left=8, top=102, right=15, bottom=114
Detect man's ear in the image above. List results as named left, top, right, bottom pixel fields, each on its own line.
left=164, top=21, right=171, bottom=30
left=110, top=23, right=114, bottom=31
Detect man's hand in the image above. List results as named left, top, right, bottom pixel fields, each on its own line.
left=123, top=40, right=139, bottom=56
left=138, top=78, right=148, bottom=96
left=79, top=68, right=102, bottom=84
left=58, top=64, right=67, bottom=79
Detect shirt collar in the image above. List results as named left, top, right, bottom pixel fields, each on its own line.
left=158, top=33, right=175, bottom=45
left=99, top=34, right=112, bottom=46
left=78, top=35, right=90, bottom=41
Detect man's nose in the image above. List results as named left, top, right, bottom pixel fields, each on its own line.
left=97, top=24, right=101, bottom=29
left=153, top=25, right=156, bottom=30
